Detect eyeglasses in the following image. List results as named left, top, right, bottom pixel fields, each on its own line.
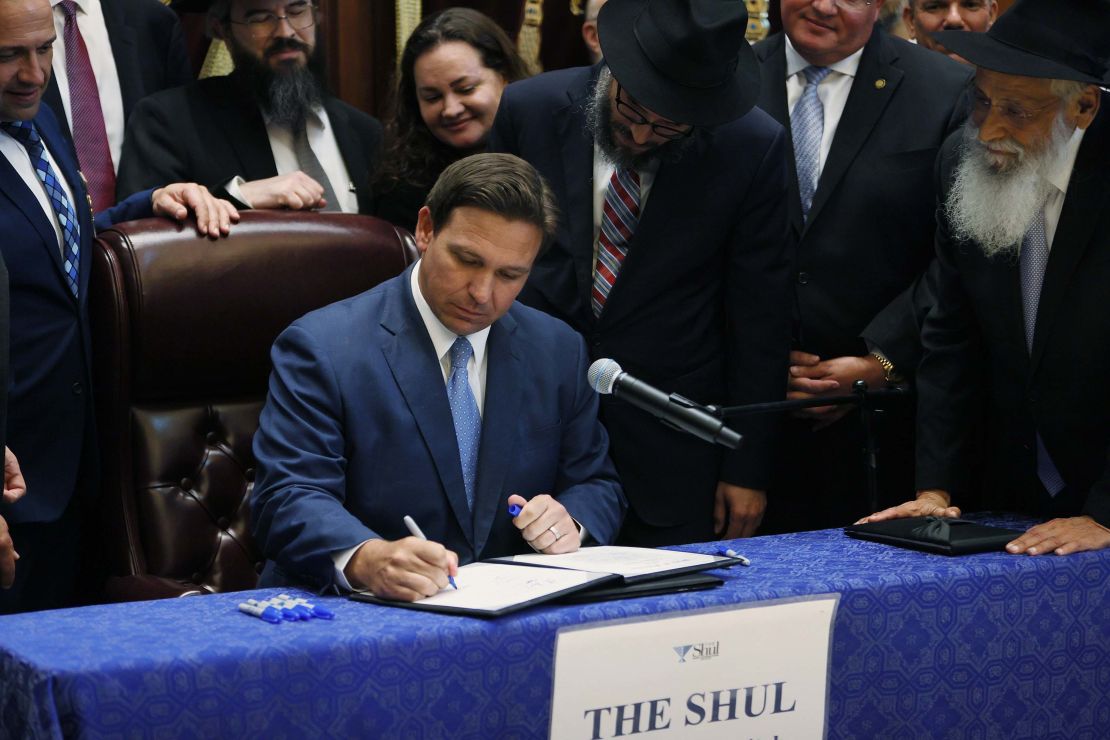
left=614, top=83, right=693, bottom=141
left=829, top=0, right=874, bottom=12
left=970, top=88, right=1059, bottom=128
left=229, top=2, right=317, bottom=39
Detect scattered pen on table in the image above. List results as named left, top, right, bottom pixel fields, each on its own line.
left=403, top=514, right=458, bottom=589
left=717, top=547, right=751, bottom=567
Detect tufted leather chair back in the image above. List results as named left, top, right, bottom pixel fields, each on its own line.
left=90, top=211, right=418, bottom=600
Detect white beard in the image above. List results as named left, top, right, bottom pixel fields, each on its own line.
left=945, top=115, right=1074, bottom=259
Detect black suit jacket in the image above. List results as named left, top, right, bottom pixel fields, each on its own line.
left=116, top=73, right=383, bottom=214
left=917, top=97, right=1110, bottom=527
left=42, top=0, right=191, bottom=152
left=754, top=31, right=970, bottom=369
left=490, top=65, right=793, bottom=531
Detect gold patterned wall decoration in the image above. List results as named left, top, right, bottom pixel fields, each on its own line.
left=396, top=0, right=421, bottom=64
left=745, top=0, right=769, bottom=43
left=518, top=0, right=544, bottom=76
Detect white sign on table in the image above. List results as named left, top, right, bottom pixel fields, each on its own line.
left=549, top=595, right=839, bottom=740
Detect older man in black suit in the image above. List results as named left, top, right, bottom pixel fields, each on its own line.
left=492, top=0, right=792, bottom=546
left=862, top=0, right=1110, bottom=555
left=118, top=0, right=381, bottom=213
left=753, top=0, right=971, bottom=532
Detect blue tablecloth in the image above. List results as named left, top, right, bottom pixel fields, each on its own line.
left=1, top=516, right=1108, bottom=738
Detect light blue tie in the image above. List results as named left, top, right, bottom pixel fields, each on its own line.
left=1, top=120, right=81, bottom=297
left=447, top=336, right=481, bottom=510
left=1019, top=208, right=1066, bottom=496
left=791, top=66, right=832, bottom=220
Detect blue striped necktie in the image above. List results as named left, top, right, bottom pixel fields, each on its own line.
left=447, top=336, right=481, bottom=510
left=1, top=120, right=81, bottom=297
left=1019, top=207, right=1066, bottom=496
left=791, top=66, right=832, bottom=220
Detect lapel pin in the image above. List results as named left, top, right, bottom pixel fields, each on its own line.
left=874, top=78, right=887, bottom=90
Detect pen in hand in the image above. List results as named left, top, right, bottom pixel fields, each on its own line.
left=403, top=515, right=458, bottom=589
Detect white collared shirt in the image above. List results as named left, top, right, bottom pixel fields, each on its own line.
left=1044, top=126, right=1085, bottom=249
left=0, top=125, right=82, bottom=254
left=225, top=106, right=358, bottom=213
left=784, top=36, right=865, bottom=176
left=331, top=260, right=491, bottom=587
left=591, top=147, right=659, bottom=270
left=50, top=0, right=126, bottom=174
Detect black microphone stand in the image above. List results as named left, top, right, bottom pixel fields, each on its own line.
left=711, top=382, right=910, bottom=514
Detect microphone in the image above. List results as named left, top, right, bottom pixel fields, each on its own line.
left=587, top=359, right=742, bottom=450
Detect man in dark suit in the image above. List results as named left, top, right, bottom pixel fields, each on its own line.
left=0, top=0, right=238, bottom=613
left=251, top=154, right=625, bottom=599
left=489, top=0, right=792, bottom=547
left=862, top=0, right=1110, bottom=555
left=0, top=255, right=28, bottom=593
left=41, top=0, right=191, bottom=211
left=118, top=0, right=382, bottom=214
left=753, top=0, right=970, bottom=533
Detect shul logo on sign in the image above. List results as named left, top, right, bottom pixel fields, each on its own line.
left=672, top=641, right=720, bottom=663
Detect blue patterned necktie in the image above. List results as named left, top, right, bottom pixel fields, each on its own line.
left=447, top=336, right=481, bottom=510
left=791, top=66, right=832, bottom=220
left=1019, top=207, right=1066, bottom=496
left=1, top=120, right=81, bottom=297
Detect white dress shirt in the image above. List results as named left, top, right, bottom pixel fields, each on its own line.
left=591, top=147, right=658, bottom=271
left=51, top=0, right=126, bottom=174
left=226, top=106, right=358, bottom=213
left=331, top=260, right=490, bottom=588
left=1044, top=126, right=1085, bottom=249
left=1, top=127, right=82, bottom=254
left=784, top=37, right=864, bottom=177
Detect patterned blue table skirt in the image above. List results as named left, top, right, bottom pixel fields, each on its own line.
left=1, top=515, right=1107, bottom=738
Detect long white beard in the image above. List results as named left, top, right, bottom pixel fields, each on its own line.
left=945, top=115, right=1074, bottom=259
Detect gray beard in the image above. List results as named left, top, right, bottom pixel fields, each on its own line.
left=945, top=115, right=1073, bottom=259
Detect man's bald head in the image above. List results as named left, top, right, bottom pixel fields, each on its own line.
left=0, top=0, right=55, bottom=121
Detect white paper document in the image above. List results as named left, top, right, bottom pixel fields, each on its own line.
left=412, top=562, right=610, bottom=613
left=493, top=546, right=731, bottom=580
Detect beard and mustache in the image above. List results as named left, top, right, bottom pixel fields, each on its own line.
left=227, top=34, right=326, bottom=131
left=584, top=66, right=700, bottom=170
left=945, top=113, right=1075, bottom=259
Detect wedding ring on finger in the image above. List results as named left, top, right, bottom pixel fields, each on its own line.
left=549, top=525, right=563, bottom=541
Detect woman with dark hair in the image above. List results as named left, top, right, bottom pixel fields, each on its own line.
left=373, top=8, right=529, bottom=232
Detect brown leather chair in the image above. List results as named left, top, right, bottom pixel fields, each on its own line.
left=90, top=211, right=418, bottom=601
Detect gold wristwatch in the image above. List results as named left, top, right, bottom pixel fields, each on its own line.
left=870, top=350, right=904, bottom=384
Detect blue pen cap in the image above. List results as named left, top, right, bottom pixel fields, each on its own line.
left=508, top=503, right=523, bottom=517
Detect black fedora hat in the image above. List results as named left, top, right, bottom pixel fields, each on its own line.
left=597, top=0, right=760, bottom=127
left=932, top=0, right=1110, bottom=85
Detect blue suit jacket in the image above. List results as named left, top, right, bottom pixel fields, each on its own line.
left=0, top=105, right=153, bottom=524
left=250, top=267, right=626, bottom=590
left=490, top=65, right=792, bottom=531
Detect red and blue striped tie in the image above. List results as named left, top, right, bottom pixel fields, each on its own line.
left=60, top=0, right=116, bottom=211
left=592, top=167, right=640, bottom=316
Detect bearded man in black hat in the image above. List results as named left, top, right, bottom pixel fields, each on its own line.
left=490, top=0, right=792, bottom=546
left=860, top=0, right=1110, bottom=555
left=116, top=0, right=381, bottom=213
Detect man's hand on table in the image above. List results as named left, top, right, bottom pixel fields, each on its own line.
left=1005, top=516, right=1110, bottom=555
left=509, top=494, right=581, bottom=553
left=855, top=489, right=961, bottom=524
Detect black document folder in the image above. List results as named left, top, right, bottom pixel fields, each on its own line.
left=844, top=517, right=1025, bottom=555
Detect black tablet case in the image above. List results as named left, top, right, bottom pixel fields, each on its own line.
left=844, top=517, right=1025, bottom=555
